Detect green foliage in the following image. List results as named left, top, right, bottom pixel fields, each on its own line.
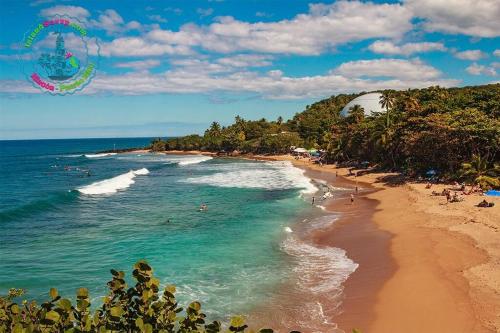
left=0, top=262, right=298, bottom=333
left=151, top=84, right=500, bottom=185
left=460, top=154, right=500, bottom=190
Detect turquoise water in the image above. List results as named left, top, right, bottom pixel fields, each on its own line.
left=0, top=138, right=318, bottom=319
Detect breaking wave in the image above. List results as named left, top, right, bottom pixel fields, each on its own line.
left=84, top=153, right=117, bottom=158
left=77, top=168, right=149, bottom=195
left=182, top=161, right=317, bottom=194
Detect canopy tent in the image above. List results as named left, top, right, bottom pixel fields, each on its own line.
left=426, top=169, right=437, bottom=176
left=485, top=190, right=500, bottom=197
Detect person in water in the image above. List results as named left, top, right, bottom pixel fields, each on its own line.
left=200, top=203, right=208, bottom=211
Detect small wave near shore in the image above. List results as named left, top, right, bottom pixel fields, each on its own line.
left=182, top=160, right=317, bottom=194
left=77, top=168, right=149, bottom=195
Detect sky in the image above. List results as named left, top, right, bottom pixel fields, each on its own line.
left=0, top=0, right=498, bottom=140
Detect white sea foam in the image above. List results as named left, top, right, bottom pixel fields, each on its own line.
left=177, top=156, right=213, bottom=166
left=284, top=227, right=293, bottom=233
left=84, top=153, right=117, bottom=158
left=182, top=160, right=317, bottom=194
left=282, top=235, right=358, bottom=295
left=77, top=168, right=149, bottom=195
left=115, top=154, right=212, bottom=166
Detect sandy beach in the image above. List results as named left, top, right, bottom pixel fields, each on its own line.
left=258, top=154, right=500, bottom=333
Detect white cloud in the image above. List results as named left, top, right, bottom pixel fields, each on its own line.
left=148, top=15, right=167, bottom=23
left=1, top=58, right=457, bottom=99
left=466, top=63, right=497, bottom=76
left=30, top=0, right=56, bottom=6
left=454, top=50, right=487, bottom=61
left=39, top=5, right=90, bottom=22
left=255, top=12, right=272, bottom=18
left=494, top=50, right=500, bottom=57
left=335, top=58, right=441, bottom=80
left=196, top=8, right=214, bottom=18
left=100, top=37, right=192, bottom=57
left=114, top=59, right=161, bottom=70
left=404, top=0, right=500, bottom=37
left=164, top=7, right=182, bottom=15
left=132, top=1, right=413, bottom=56
left=216, top=54, right=273, bottom=67
left=368, top=40, right=447, bottom=56
left=89, top=9, right=143, bottom=35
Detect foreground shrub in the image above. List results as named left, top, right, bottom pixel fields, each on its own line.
left=1, top=260, right=306, bottom=333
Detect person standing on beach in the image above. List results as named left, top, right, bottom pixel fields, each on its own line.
left=355, top=186, right=358, bottom=193
left=312, top=196, right=315, bottom=205
left=350, top=194, right=354, bottom=204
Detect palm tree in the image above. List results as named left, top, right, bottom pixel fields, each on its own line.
left=379, top=91, right=395, bottom=127
left=404, top=95, right=420, bottom=114
left=348, top=104, right=365, bottom=123
left=461, top=154, right=500, bottom=189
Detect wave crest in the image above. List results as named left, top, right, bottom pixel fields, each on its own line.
left=84, top=153, right=117, bottom=158
left=77, top=168, right=149, bottom=195
left=182, top=161, right=317, bottom=194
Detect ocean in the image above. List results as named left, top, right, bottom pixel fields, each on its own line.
left=0, top=138, right=357, bottom=328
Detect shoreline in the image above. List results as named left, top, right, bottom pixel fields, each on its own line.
left=261, top=154, right=500, bottom=332
left=127, top=150, right=500, bottom=331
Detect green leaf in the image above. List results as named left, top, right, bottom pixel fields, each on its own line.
left=76, top=288, right=88, bottom=298
left=135, top=317, right=144, bottom=329
left=10, top=304, right=19, bottom=314
left=12, top=323, right=23, bottom=333
left=189, top=301, right=201, bottom=312
left=46, top=310, right=60, bottom=323
left=110, top=306, right=123, bottom=317
left=49, top=288, right=58, bottom=300
left=58, top=298, right=72, bottom=311
left=230, top=315, right=245, bottom=328
left=144, top=323, right=153, bottom=333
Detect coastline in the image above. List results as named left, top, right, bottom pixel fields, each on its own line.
left=259, top=154, right=500, bottom=332
left=129, top=150, right=500, bottom=332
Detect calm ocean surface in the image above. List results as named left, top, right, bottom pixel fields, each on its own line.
left=0, top=137, right=357, bottom=322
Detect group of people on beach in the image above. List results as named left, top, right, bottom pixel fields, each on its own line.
left=427, top=182, right=496, bottom=207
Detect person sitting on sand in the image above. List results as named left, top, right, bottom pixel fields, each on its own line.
left=425, top=183, right=432, bottom=189
left=449, top=193, right=463, bottom=203
left=477, top=200, right=495, bottom=208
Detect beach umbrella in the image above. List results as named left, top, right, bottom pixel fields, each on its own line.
left=426, top=169, right=437, bottom=176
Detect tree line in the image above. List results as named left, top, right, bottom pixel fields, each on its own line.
left=151, top=84, right=499, bottom=188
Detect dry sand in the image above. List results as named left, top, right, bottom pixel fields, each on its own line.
left=257, top=154, right=500, bottom=333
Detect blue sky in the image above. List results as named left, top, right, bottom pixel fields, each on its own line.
left=0, top=0, right=498, bottom=139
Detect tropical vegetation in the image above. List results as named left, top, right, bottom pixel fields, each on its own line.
left=151, top=84, right=500, bottom=187
left=1, top=261, right=312, bottom=333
